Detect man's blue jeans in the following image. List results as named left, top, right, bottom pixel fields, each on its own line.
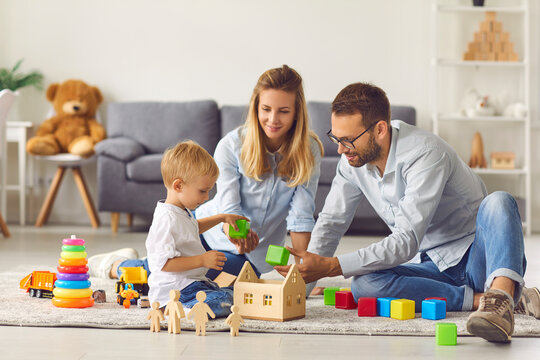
left=351, top=192, right=527, bottom=312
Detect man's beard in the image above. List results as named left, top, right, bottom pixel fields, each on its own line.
left=347, top=134, right=381, bottom=168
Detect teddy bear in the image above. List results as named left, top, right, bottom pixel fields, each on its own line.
left=26, top=79, right=106, bottom=158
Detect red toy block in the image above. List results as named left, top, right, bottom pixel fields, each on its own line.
left=357, top=297, right=377, bottom=317
left=426, top=297, right=447, bottom=302
left=335, top=291, right=357, bottom=309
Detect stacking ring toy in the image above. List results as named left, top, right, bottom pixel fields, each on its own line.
left=60, top=251, right=87, bottom=260
left=61, top=245, right=86, bottom=252
left=53, top=288, right=93, bottom=298
left=54, top=280, right=91, bottom=289
left=63, top=237, right=85, bottom=246
left=58, top=258, right=87, bottom=267
left=57, top=272, right=89, bottom=281
left=52, top=297, right=94, bottom=308
left=57, top=265, right=89, bottom=274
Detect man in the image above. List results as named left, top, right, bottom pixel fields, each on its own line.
left=275, top=83, right=539, bottom=343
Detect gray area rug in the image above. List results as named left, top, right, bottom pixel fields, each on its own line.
left=2, top=269, right=539, bottom=336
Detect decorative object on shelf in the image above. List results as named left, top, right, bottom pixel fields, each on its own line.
left=503, top=102, right=528, bottom=118
left=463, top=12, right=519, bottom=62
left=0, top=59, right=43, bottom=92
left=491, top=152, right=515, bottom=169
left=472, top=0, right=485, bottom=6
left=469, top=132, right=487, bottom=169
left=460, top=88, right=496, bottom=117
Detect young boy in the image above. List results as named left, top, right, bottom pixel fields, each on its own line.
left=145, top=140, right=247, bottom=317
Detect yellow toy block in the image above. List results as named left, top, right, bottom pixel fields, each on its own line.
left=340, top=288, right=351, bottom=292
left=390, top=299, right=415, bottom=320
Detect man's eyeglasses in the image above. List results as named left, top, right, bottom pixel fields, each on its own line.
left=326, top=121, right=377, bottom=150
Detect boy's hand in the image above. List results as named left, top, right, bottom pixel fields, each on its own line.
left=222, top=214, right=249, bottom=230
left=201, top=250, right=227, bottom=271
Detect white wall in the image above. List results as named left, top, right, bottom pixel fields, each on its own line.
left=1, top=0, right=539, bottom=230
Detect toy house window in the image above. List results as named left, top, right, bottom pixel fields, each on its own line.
left=244, top=293, right=253, bottom=304
left=246, top=269, right=251, bottom=280
left=263, top=295, right=273, bottom=306
left=292, top=272, right=297, bottom=283
left=297, top=294, right=302, bottom=304
left=287, top=295, right=292, bottom=306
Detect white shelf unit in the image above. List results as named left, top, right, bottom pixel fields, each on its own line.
left=431, top=0, right=531, bottom=235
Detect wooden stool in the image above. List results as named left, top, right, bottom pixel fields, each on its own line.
left=0, top=211, right=9, bottom=237
left=35, top=155, right=100, bottom=228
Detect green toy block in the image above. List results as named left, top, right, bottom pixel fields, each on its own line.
left=265, top=245, right=290, bottom=266
left=229, top=219, right=250, bottom=239
left=436, top=322, right=457, bottom=346
left=323, top=287, right=341, bottom=306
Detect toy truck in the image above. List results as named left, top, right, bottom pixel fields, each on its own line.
left=115, top=267, right=149, bottom=299
left=117, top=283, right=140, bottom=307
left=20, top=271, right=57, bottom=299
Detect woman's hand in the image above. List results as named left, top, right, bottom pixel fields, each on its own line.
left=223, top=224, right=259, bottom=254
left=201, top=250, right=227, bottom=271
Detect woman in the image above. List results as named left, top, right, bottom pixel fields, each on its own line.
left=88, top=65, right=323, bottom=280
left=197, top=64, right=323, bottom=278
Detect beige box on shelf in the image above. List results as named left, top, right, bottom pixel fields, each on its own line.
left=490, top=152, right=515, bottom=170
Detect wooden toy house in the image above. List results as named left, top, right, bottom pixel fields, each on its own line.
left=233, top=261, right=305, bottom=322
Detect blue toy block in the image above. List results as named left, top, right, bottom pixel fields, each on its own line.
left=422, top=299, right=446, bottom=320
left=377, top=297, right=398, bottom=317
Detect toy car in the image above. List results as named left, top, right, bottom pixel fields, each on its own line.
left=115, top=267, right=148, bottom=296
left=20, top=271, right=57, bottom=299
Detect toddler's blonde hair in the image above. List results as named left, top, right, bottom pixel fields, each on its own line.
left=161, top=140, right=219, bottom=188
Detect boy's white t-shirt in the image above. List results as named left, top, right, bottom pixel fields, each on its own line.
left=146, top=201, right=208, bottom=307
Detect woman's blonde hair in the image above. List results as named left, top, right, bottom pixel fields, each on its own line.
left=240, top=65, right=323, bottom=187
left=161, top=140, right=219, bottom=188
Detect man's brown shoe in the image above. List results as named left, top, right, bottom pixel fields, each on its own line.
left=467, top=289, right=514, bottom=343
left=515, top=287, right=540, bottom=319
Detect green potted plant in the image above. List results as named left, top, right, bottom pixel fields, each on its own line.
left=0, top=59, right=43, bottom=91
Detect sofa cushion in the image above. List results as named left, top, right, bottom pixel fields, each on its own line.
left=221, top=105, right=248, bottom=136
left=107, top=101, right=221, bottom=154
left=126, top=154, right=163, bottom=182
left=95, top=137, right=146, bottom=162
left=319, top=157, right=339, bottom=185
left=307, top=102, right=340, bottom=157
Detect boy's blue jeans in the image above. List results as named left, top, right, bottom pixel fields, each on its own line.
left=350, top=192, right=527, bottom=312
left=178, top=281, right=234, bottom=318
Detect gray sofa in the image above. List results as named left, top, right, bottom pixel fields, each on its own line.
left=96, top=101, right=416, bottom=233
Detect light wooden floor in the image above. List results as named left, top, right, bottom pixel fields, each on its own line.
left=1, top=225, right=539, bottom=359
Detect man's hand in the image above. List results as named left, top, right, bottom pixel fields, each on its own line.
left=274, top=246, right=342, bottom=283
left=201, top=250, right=227, bottom=271
left=223, top=225, right=259, bottom=254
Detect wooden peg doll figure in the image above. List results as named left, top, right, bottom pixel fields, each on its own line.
left=164, top=289, right=185, bottom=334
left=187, top=291, right=215, bottom=336
left=147, top=302, right=165, bottom=332
left=225, top=305, right=244, bottom=336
